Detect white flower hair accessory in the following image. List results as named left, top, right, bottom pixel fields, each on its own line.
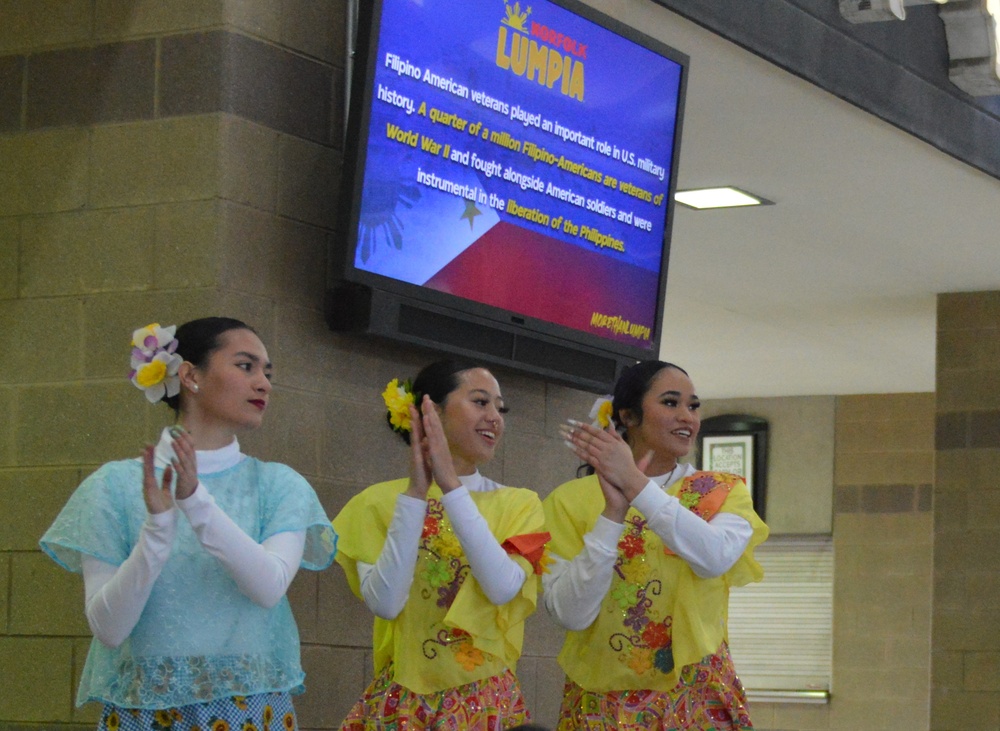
left=589, top=395, right=614, bottom=429
left=128, top=323, right=183, bottom=404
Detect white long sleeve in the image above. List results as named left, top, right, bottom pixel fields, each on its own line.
left=630, top=480, right=752, bottom=578
left=544, top=465, right=754, bottom=631
left=441, top=486, right=526, bottom=605
left=542, top=515, right=624, bottom=630
left=358, top=475, right=527, bottom=615
left=176, top=483, right=305, bottom=609
left=82, top=509, right=177, bottom=648
left=357, top=493, right=427, bottom=619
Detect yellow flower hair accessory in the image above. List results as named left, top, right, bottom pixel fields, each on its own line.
left=128, top=323, right=183, bottom=404
left=589, top=395, right=614, bottom=429
left=382, top=377, right=416, bottom=434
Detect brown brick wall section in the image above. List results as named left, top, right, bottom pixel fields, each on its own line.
left=936, top=408, right=1000, bottom=450
left=1, top=30, right=335, bottom=145
left=932, top=292, right=1000, bottom=731
left=823, top=393, right=935, bottom=731
left=835, top=482, right=934, bottom=514
left=26, top=41, right=156, bottom=129
left=835, top=392, right=935, bottom=515
left=0, top=55, right=23, bottom=133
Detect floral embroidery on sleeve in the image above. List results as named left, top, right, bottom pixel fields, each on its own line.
left=673, top=472, right=738, bottom=519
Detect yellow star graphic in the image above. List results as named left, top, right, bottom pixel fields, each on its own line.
left=460, top=198, right=483, bottom=230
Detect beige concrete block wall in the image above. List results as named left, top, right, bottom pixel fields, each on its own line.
left=0, top=5, right=576, bottom=728
left=1, top=2, right=948, bottom=730
left=700, top=396, right=836, bottom=534
left=0, top=93, right=235, bottom=731
left=932, top=292, right=1000, bottom=731
left=697, top=393, right=934, bottom=731
left=825, top=393, right=933, bottom=731
left=0, top=2, right=351, bottom=728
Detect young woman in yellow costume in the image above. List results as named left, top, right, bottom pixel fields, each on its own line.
left=544, top=360, right=768, bottom=730
left=333, top=360, right=549, bottom=729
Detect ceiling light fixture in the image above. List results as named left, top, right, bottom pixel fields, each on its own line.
left=674, top=187, right=773, bottom=210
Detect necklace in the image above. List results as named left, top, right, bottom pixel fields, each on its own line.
left=654, top=462, right=684, bottom=489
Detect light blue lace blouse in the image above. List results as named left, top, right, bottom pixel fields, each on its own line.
left=40, top=442, right=337, bottom=709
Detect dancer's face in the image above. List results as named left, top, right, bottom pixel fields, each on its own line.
left=622, top=367, right=700, bottom=466
left=187, top=329, right=272, bottom=433
left=438, top=368, right=506, bottom=475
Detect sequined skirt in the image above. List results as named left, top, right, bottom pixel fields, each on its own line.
left=556, top=643, right=753, bottom=730
left=339, top=663, right=529, bottom=730
left=97, top=691, right=297, bottom=731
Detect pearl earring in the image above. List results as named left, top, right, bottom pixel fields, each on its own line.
left=192, top=384, right=199, bottom=393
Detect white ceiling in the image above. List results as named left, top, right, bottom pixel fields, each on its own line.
left=604, top=1, right=1000, bottom=398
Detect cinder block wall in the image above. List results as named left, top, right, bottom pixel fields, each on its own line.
left=932, top=292, right=1000, bottom=731
left=0, top=7, right=585, bottom=729
left=825, top=394, right=935, bottom=731
left=0, top=2, right=953, bottom=731
left=700, top=394, right=934, bottom=731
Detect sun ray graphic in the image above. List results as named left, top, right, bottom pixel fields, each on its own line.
left=357, top=177, right=422, bottom=263
left=502, top=2, right=532, bottom=32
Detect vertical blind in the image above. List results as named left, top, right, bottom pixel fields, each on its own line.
left=727, top=535, right=834, bottom=702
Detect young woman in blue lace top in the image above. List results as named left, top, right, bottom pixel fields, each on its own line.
left=41, top=317, right=336, bottom=731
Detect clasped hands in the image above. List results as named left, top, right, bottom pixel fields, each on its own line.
left=142, top=427, right=199, bottom=514
left=405, top=396, right=461, bottom=500
left=560, top=420, right=652, bottom=523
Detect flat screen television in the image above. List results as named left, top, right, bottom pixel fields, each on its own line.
left=327, top=0, right=688, bottom=391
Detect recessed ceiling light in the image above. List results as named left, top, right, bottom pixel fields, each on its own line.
left=674, top=187, right=773, bottom=209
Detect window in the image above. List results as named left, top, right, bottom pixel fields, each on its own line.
left=727, top=535, right=833, bottom=703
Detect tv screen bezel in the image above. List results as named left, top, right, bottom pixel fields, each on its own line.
left=332, top=0, right=689, bottom=365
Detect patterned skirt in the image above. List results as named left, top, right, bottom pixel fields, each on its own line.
left=556, top=644, right=753, bottom=731
left=97, top=691, right=297, bottom=731
left=339, top=663, right=529, bottom=730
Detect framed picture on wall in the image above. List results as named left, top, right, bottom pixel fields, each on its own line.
left=701, top=434, right=756, bottom=492
left=697, top=414, right=768, bottom=518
